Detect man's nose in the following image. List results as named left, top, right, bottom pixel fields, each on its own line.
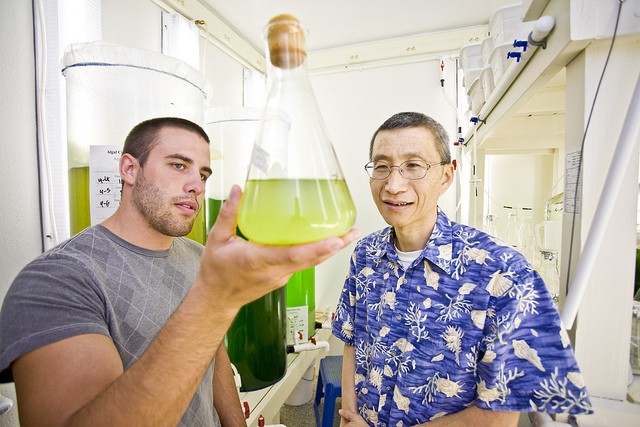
left=384, top=167, right=407, bottom=192
left=185, top=171, right=205, bottom=194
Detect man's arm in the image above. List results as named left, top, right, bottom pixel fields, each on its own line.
left=12, top=185, right=358, bottom=427
left=419, top=407, right=520, bottom=427
left=339, top=344, right=369, bottom=426
left=212, top=345, right=245, bottom=426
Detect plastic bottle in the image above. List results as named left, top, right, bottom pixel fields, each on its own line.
left=286, top=267, right=315, bottom=343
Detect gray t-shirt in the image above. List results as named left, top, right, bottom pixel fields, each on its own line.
left=0, top=225, right=220, bottom=426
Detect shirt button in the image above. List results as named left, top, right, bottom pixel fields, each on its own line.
left=386, top=386, right=392, bottom=392
left=396, top=314, right=402, bottom=320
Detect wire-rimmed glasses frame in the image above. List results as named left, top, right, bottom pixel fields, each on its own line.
left=364, top=159, right=447, bottom=180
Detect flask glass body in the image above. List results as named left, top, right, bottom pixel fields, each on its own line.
left=238, top=15, right=356, bottom=245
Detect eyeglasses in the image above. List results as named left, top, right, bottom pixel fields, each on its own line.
left=364, top=159, right=447, bottom=180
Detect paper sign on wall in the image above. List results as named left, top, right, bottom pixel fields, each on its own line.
left=89, top=145, right=122, bottom=225
left=564, top=151, right=582, bottom=215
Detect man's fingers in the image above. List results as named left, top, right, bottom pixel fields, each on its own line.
left=206, top=185, right=242, bottom=243
left=262, top=227, right=360, bottom=271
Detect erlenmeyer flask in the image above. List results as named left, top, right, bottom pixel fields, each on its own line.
left=238, top=14, right=356, bottom=245
left=485, top=214, right=499, bottom=238
left=518, top=207, right=535, bottom=263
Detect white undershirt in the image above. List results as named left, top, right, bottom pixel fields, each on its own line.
left=395, top=245, right=423, bottom=269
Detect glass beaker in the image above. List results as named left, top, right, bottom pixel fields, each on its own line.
left=485, top=214, right=499, bottom=238
left=539, top=250, right=560, bottom=303
left=237, top=14, right=356, bottom=245
left=518, top=207, right=535, bottom=263
left=504, top=207, right=520, bottom=248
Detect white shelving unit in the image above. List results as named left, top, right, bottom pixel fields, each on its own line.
left=462, top=1, right=640, bottom=425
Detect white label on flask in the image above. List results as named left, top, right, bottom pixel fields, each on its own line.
left=249, top=144, right=269, bottom=175
left=89, top=145, right=122, bottom=225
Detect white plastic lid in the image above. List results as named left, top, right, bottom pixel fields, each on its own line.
left=61, top=41, right=213, bottom=99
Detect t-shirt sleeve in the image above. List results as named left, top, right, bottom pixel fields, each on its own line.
left=0, top=256, right=109, bottom=382
left=475, top=264, right=592, bottom=414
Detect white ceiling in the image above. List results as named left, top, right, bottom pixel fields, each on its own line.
left=200, top=0, right=522, bottom=53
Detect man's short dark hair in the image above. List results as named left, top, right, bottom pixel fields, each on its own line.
left=123, top=117, right=210, bottom=167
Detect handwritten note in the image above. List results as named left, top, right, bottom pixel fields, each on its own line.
left=564, top=151, right=582, bottom=215
left=89, top=145, right=122, bottom=225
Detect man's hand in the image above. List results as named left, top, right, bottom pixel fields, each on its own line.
left=339, top=408, right=369, bottom=426
left=197, top=184, right=359, bottom=313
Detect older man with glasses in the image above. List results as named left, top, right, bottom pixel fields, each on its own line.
left=333, top=112, right=592, bottom=427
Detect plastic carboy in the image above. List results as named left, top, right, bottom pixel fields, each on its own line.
left=238, top=14, right=356, bottom=245
left=205, top=108, right=289, bottom=391
left=286, top=267, right=315, bottom=343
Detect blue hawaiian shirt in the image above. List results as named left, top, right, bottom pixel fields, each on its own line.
left=332, top=210, right=592, bottom=426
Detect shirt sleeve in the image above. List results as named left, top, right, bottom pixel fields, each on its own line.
left=0, top=255, right=109, bottom=382
left=475, top=263, right=592, bottom=414
left=332, top=246, right=359, bottom=346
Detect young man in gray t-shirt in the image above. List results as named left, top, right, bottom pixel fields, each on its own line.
left=0, top=117, right=358, bottom=426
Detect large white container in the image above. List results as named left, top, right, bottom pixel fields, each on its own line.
left=459, top=42, right=483, bottom=71
left=62, top=41, right=212, bottom=236
left=489, top=3, right=535, bottom=45
left=481, top=36, right=494, bottom=66
left=488, top=41, right=514, bottom=87
left=466, top=77, right=485, bottom=115
left=481, top=66, right=495, bottom=101
left=63, top=41, right=212, bottom=171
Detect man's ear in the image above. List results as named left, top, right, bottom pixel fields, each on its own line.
left=119, top=153, right=139, bottom=186
left=439, top=163, right=455, bottom=195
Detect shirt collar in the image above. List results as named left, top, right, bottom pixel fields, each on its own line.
left=373, top=209, right=453, bottom=275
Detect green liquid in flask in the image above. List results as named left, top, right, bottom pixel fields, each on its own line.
left=238, top=178, right=356, bottom=245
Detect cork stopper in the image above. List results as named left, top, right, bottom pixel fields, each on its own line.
left=266, top=14, right=307, bottom=69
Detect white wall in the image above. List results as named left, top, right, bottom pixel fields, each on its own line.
left=310, top=58, right=460, bottom=314
left=0, top=1, right=42, bottom=425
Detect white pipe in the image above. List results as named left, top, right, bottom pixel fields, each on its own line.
left=531, top=16, right=555, bottom=44
left=288, top=341, right=330, bottom=353
left=560, top=73, right=640, bottom=329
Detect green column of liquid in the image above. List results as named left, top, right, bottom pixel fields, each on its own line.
left=208, top=197, right=287, bottom=391
left=238, top=179, right=356, bottom=245
left=285, top=267, right=315, bottom=341
left=69, top=166, right=206, bottom=245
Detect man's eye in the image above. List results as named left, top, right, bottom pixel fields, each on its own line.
left=374, top=164, right=389, bottom=171
left=201, top=174, right=210, bottom=182
left=405, top=162, right=423, bottom=169
left=172, top=163, right=186, bottom=170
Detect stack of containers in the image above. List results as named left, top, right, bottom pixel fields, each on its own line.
left=462, top=2, right=536, bottom=114
left=480, top=36, right=495, bottom=102
left=459, top=42, right=484, bottom=115
left=488, top=3, right=535, bottom=87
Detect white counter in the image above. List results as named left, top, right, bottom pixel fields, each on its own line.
left=240, top=328, right=332, bottom=426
